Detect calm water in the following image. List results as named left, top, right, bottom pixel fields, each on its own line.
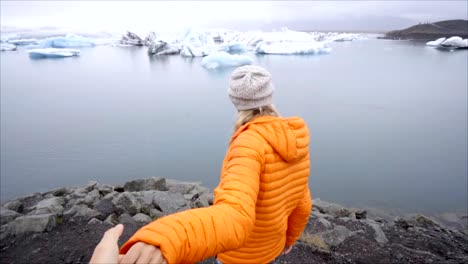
left=1, top=39, right=467, bottom=213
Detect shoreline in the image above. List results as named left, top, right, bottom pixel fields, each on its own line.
left=0, top=177, right=467, bottom=264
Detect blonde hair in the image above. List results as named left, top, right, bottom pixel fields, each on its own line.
left=230, top=104, right=280, bottom=144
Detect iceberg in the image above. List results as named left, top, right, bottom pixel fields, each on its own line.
left=255, top=41, right=331, bottom=55
left=6, top=38, right=38, bottom=45
left=201, top=51, right=253, bottom=69
left=1, top=43, right=17, bottom=51
left=440, top=36, right=468, bottom=48
left=426, top=37, right=446, bottom=46
left=27, top=48, right=80, bottom=58
left=217, top=42, right=247, bottom=53
left=121, top=31, right=146, bottom=46
left=180, top=44, right=211, bottom=57
left=29, top=34, right=96, bottom=49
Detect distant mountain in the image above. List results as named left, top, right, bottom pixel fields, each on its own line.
left=383, top=19, right=468, bottom=40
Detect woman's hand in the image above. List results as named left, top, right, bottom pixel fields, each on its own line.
left=120, top=242, right=167, bottom=264
left=282, top=245, right=293, bottom=255
left=90, top=224, right=124, bottom=264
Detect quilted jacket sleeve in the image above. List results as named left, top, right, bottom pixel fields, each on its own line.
left=120, top=131, right=263, bottom=264
left=285, top=185, right=312, bottom=246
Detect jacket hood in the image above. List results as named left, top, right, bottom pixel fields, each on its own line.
left=232, top=116, right=309, bottom=162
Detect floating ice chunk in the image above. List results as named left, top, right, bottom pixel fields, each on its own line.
left=180, top=44, right=211, bottom=57
left=1, top=43, right=17, bottom=51
left=441, top=36, right=468, bottom=48
left=426, top=37, right=446, bottom=46
left=30, top=34, right=96, bottom=49
left=27, top=48, right=80, bottom=58
left=217, top=43, right=247, bottom=53
left=181, top=28, right=215, bottom=46
left=6, top=38, right=38, bottom=45
left=201, top=51, right=253, bottom=69
left=255, top=41, right=331, bottom=55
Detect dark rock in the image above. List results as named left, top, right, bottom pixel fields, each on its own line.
left=133, top=213, right=152, bottom=224
left=87, top=218, right=103, bottom=225
left=3, top=200, right=24, bottom=213
left=52, top=187, right=70, bottom=197
left=123, top=177, right=168, bottom=192
left=190, top=192, right=214, bottom=208
left=8, top=214, right=57, bottom=235
left=119, top=213, right=138, bottom=226
left=28, top=197, right=65, bottom=216
left=114, top=185, right=125, bottom=193
left=104, top=213, right=119, bottom=226
left=0, top=209, right=21, bottom=225
left=77, top=189, right=101, bottom=207
left=94, top=199, right=117, bottom=220
left=96, top=184, right=113, bottom=196
left=353, top=209, right=367, bottom=220
left=395, top=214, right=442, bottom=230
left=112, top=192, right=141, bottom=216
left=85, top=181, right=98, bottom=192
left=64, top=204, right=99, bottom=222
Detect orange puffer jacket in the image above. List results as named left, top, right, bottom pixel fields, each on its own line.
left=120, top=116, right=312, bottom=264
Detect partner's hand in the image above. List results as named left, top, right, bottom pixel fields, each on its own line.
left=120, top=242, right=167, bottom=264
left=282, top=245, right=293, bottom=255
left=90, top=224, right=124, bottom=264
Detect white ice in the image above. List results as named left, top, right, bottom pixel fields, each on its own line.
left=441, top=36, right=468, bottom=48
left=426, top=38, right=446, bottom=46
left=6, top=39, right=38, bottom=45
left=28, top=48, right=80, bottom=58
left=30, top=34, right=97, bottom=49
left=201, top=51, right=253, bottom=69
left=255, top=41, right=331, bottom=55
left=1, top=43, right=17, bottom=51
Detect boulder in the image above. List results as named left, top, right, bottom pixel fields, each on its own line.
left=151, top=191, right=189, bottom=214
left=85, top=181, right=98, bottom=192
left=114, top=185, right=125, bottom=193
left=123, top=177, right=167, bottom=192
left=64, top=204, right=99, bottom=221
left=2, top=200, right=24, bottom=213
left=104, top=213, right=119, bottom=226
left=119, top=213, right=138, bottom=226
left=395, top=214, right=442, bottom=230
left=112, top=192, right=141, bottom=215
left=134, top=191, right=162, bottom=215
left=317, top=225, right=358, bottom=247
left=190, top=192, right=214, bottom=208
left=366, top=219, right=389, bottom=243
left=103, top=191, right=119, bottom=201
left=51, top=187, right=71, bottom=197
left=88, top=218, right=103, bottom=225
left=95, top=199, right=117, bottom=220
left=133, top=213, right=152, bottom=224
left=29, top=197, right=65, bottom=215
left=149, top=209, right=164, bottom=220
left=8, top=214, right=57, bottom=235
left=313, top=199, right=354, bottom=218
left=96, top=184, right=113, bottom=196
left=166, top=179, right=199, bottom=195
left=0, top=209, right=21, bottom=225
left=78, top=189, right=101, bottom=207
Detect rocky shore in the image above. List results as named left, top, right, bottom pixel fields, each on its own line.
left=0, top=178, right=467, bottom=264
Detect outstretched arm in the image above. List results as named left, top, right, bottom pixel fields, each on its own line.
left=120, top=131, right=263, bottom=264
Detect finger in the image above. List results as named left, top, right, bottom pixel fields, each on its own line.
left=120, top=242, right=144, bottom=264
left=136, top=245, right=156, bottom=264
left=102, top=224, right=124, bottom=243
left=118, top=254, right=125, bottom=262
left=149, top=251, right=164, bottom=264
left=285, top=246, right=293, bottom=254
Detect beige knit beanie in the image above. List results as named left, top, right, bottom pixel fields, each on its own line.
left=228, top=65, right=274, bottom=110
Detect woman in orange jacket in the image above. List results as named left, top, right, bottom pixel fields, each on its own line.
left=95, top=65, right=312, bottom=264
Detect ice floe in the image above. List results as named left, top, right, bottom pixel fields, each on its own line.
left=1, top=43, right=17, bottom=51
left=27, top=48, right=80, bottom=58
left=255, top=41, right=331, bottom=55
left=426, top=36, right=468, bottom=49
left=6, top=39, right=38, bottom=45
left=201, top=51, right=253, bottom=69
left=28, top=34, right=96, bottom=49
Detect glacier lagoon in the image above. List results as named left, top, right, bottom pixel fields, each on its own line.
left=1, top=38, right=467, bottom=214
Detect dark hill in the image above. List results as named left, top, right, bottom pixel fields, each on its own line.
left=383, top=19, right=468, bottom=40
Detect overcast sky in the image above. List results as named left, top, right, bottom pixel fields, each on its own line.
left=1, top=1, right=467, bottom=32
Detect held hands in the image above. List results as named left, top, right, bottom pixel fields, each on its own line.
left=90, top=224, right=167, bottom=264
